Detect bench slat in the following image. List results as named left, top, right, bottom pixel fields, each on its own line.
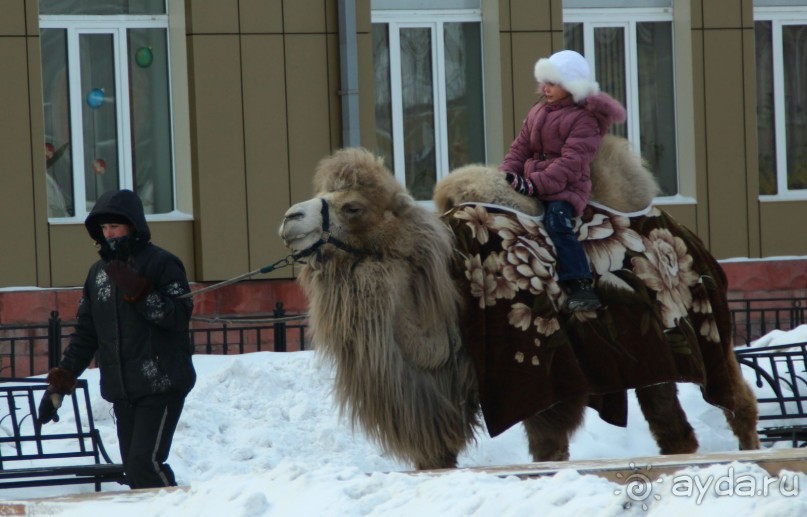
left=0, top=464, right=126, bottom=480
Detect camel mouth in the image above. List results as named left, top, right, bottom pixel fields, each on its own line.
left=281, top=228, right=322, bottom=252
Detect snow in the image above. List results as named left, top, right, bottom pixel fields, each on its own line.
left=3, top=326, right=807, bottom=515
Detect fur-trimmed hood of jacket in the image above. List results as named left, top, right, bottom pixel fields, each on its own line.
left=579, top=93, right=626, bottom=134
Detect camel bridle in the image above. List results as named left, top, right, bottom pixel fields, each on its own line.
left=292, top=198, right=374, bottom=261
left=177, top=198, right=376, bottom=299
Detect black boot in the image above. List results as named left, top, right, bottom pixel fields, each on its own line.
left=563, top=279, right=601, bottom=312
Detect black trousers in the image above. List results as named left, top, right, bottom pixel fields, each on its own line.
left=113, top=394, right=185, bottom=489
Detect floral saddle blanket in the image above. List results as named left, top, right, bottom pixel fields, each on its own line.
left=443, top=202, right=739, bottom=437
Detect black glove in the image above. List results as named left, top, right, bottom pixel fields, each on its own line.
left=504, top=172, right=537, bottom=197
left=38, top=367, right=76, bottom=425
left=38, top=390, right=64, bottom=424
left=105, top=260, right=153, bottom=303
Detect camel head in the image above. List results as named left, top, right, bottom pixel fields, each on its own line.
left=279, top=148, right=417, bottom=260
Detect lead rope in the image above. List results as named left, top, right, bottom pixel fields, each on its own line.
left=178, top=198, right=373, bottom=300
left=176, top=253, right=300, bottom=300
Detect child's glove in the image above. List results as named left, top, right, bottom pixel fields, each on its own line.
left=504, top=172, right=537, bottom=197
left=105, top=260, right=153, bottom=303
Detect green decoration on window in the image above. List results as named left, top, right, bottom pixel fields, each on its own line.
left=135, top=46, right=154, bottom=68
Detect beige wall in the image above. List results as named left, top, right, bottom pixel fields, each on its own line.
left=0, top=1, right=44, bottom=288
left=184, top=0, right=373, bottom=283
left=2, top=0, right=807, bottom=291
left=499, top=0, right=565, bottom=151
left=690, top=0, right=758, bottom=258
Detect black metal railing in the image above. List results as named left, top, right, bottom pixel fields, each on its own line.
left=1, top=303, right=308, bottom=378
left=734, top=342, right=807, bottom=447
left=3, top=296, right=805, bottom=378
left=729, top=297, right=807, bottom=347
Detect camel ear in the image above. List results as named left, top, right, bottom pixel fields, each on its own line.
left=391, top=191, right=415, bottom=215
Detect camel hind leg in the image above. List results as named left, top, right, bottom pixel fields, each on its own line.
left=722, top=352, right=761, bottom=450
left=635, top=382, right=699, bottom=455
left=522, top=396, right=586, bottom=462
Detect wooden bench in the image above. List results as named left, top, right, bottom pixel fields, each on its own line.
left=0, top=378, right=126, bottom=491
left=735, top=342, right=807, bottom=447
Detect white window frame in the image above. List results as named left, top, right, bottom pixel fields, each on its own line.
left=564, top=7, right=679, bottom=199
left=372, top=9, right=485, bottom=191
left=41, top=2, right=192, bottom=224
left=755, top=6, right=807, bottom=201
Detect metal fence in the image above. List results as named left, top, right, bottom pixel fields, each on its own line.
left=729, top=297, right=807, bottom=347
left=3, top=297, right=806, bottom=378
left=0, top=304, right=308, bottom=378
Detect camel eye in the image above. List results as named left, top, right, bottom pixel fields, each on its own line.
left=342, top=203, right=364, bottom=218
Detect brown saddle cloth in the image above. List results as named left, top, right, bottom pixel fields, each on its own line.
left=444, top=203, right=737, bottom=437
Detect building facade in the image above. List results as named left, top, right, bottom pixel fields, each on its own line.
left=1, top=0, right=805, bottom=322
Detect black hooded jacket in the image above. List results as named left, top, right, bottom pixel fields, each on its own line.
left=60, top=190, right=196, bottom=403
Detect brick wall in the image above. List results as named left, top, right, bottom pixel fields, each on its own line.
left=2, top=259, right=806, bottom=325
left=0, top=279, right=308, bottom=325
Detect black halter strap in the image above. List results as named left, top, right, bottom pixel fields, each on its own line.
left=291, top=198, right=372, bottom=261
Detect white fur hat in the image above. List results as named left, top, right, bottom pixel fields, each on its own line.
left=534, top=50, right=600, bottom=102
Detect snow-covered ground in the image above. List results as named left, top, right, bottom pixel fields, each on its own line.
left=3, top=326, right=807, bottom=516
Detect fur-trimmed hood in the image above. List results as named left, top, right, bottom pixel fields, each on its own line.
left=580, top=92, right=626, bottom=134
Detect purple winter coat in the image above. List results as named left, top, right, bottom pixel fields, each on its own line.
left=500, top=92, right=626, bottom=215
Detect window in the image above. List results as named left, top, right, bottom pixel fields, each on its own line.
left=40, top=0, right=178, bottom=219
left=564, top=4, right=678, bottom=196
left=372, top=5, right=485, bottom=201
left=755, top=4, right=807, bottom=197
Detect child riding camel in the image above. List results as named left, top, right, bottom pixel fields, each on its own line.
left=500, top=50, right=626, bottom=312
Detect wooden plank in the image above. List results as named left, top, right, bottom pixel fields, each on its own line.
left=3, top=449, right=805, bottom=513
left=0, top=487, right=187, bottom=515
left=421, top=448, right=807, bottom=483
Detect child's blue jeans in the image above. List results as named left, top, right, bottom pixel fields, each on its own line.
left=543, top=200, right=593, bottom=283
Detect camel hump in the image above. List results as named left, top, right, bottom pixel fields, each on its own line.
left=589, top=134, right=660, bottom=212
left=433, top=165, right=543, bottom=216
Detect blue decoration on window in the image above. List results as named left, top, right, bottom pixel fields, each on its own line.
left=86, top=88, right=105, bottom=109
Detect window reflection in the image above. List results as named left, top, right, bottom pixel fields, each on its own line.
left=80, top=34, right=120, bottom=206
left=129, top=29, right=174, bottom=213
left=39, top=0, right=165, bottom=15
left=40, top=7, right=175, bottom=217
left=42, top=29, right=74, bottom=217
left=783, top=24, right=807, bottom=190
left=373, top=25, right=394, bottom=171
left=372, top=14, right=486, bottom=202
left=400, top=28, right=436, bottom=200
left=755, top=21, right=777, bottom=195
left=445, top=23, right=485, bottom=171
left=564, top=17, right=677, bottom=196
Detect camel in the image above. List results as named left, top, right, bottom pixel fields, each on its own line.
left=278, top=138, right=760, bottom=470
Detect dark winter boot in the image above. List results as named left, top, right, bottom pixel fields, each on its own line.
left=563, top=279, right=601, bottom=312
